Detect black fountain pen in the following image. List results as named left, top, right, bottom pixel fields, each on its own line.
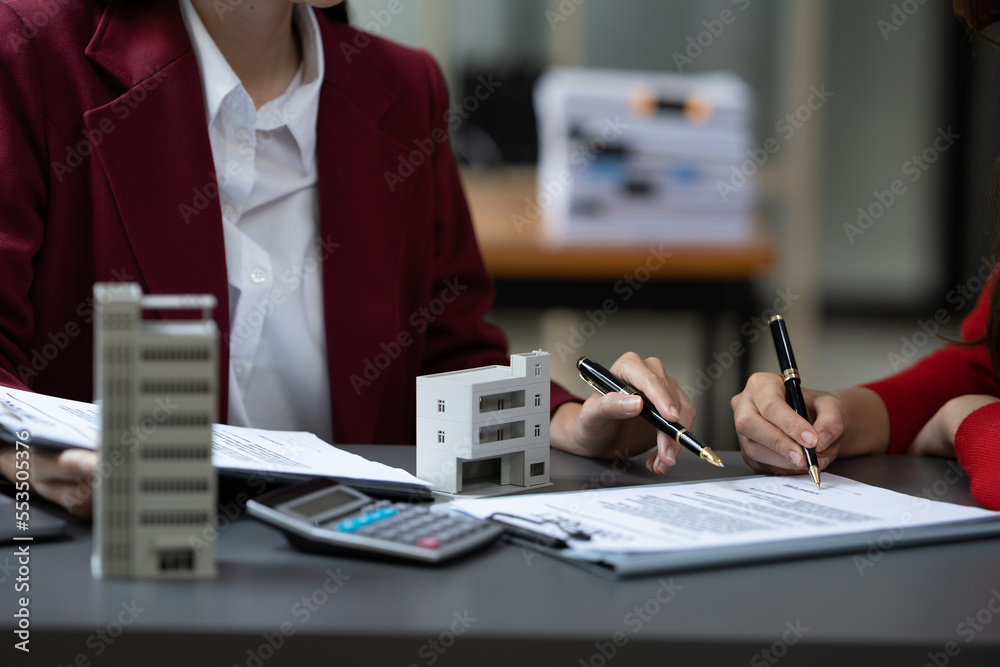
left=576, top=357, right=723, bottom=468
left=768, top=315, right=821, bottom=488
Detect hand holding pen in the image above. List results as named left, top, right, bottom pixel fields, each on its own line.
left=732, top=318, right=848, bottom=481
left=575, top=355, right=722, bottom=472
left=767, top=316, right=821, bottom=487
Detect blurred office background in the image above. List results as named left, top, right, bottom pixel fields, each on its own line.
left=346, top=0, right=1000, bottom=446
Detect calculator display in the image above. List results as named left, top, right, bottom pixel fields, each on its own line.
left=287, top=489, right=359, bottom=518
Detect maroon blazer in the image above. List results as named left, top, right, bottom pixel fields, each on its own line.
left=0, top=0, right=577, bottom=444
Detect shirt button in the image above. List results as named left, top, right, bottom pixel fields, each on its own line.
left=249, top=268, right=268, bottom=284
left=234, top=362, right=246, bottom=376
left=222, top=205, right=236, bottom=220
left=235, top=127, right=251, bottom=143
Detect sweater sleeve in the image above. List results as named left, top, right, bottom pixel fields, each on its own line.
left=954, top=402, right=1000, bottom=510
left=863, top=276, right=1000, bottom=454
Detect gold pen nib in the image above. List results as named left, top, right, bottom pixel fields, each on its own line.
left=809, top=465, right=821, bottom=488
left=700, top=447, right=724, bottom=468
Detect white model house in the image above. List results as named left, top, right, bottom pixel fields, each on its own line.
left=416, top=351, right=551, bottom=495
left=92, top=283, right=218, bottom=579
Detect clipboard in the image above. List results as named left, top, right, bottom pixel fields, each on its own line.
left=455, top=474, right=1000, bottom=578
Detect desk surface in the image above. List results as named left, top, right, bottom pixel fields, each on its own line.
left=4, top=449, right=999, bottom=666
left=462, top=168, right=776, bottom=280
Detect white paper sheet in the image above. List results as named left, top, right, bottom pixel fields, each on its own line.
left=453, top=473, right=997, bottom=556
left=0, top=388, right=428, bottom=488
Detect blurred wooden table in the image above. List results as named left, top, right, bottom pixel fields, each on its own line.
left=464, top=168, right=775, bottom=280
left=463, top=167, right=776, bottom=446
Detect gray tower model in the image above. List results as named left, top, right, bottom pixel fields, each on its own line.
left=92, top=283, right=218, bottom=579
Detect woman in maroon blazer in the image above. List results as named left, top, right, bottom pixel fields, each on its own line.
left=0, top=0, right=697, bottom=513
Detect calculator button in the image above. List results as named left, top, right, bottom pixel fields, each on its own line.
left=416, top=536, right=443, bottom=550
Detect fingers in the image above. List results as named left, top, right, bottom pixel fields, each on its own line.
left=56, top=449, right=96, bottom=479
left=577, top=390, right=643, bottom=432
left=610, top=352, right=696, bottom=426
left=574, top=352, right=693, bottom=473
left=613, top=352, right=693, bottom=475
left=732, top=373, right=820, bottom=468
left=806, top=390, right=846, bottom=452
left=740, top=446, right=834, bottom=475
left=0, top=446, right=94, bottom=517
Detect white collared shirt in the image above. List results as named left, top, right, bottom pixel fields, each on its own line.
left=179, top=0, right=333, bottom=442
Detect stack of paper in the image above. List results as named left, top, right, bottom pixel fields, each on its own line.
left=453, top=474, right=1000, bottom=576
left=0, top=388, right=430, bottom=498
left=534, top=68, right=756, bottom=245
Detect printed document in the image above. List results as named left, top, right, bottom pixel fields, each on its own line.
left=0, top=387, right=427, bottom=488
left=453, top=474, right=997, bottom=556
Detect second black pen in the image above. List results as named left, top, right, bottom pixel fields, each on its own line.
left=576, top=356, right=723, bottom=468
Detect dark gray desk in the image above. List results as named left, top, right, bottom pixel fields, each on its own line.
left=3, top=449, right=1000, bottom=666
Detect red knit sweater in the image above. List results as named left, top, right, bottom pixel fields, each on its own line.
left=863, top=281, right=1000, bottom=510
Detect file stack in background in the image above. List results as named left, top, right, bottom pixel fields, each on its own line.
left=534, top=69, right=756, bottom=245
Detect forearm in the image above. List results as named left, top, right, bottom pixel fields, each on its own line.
left=830, top=387, right=890, bottom=458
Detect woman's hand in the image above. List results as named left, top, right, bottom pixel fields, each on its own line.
left=0, top=447, right=96, bottom=517
left=732, top=372, right=848, bottom=475
left=550, top=352, right=696, bottom=474
left=909, top=395, right=1000, bottom=457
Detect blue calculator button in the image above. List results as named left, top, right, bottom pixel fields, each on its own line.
left=337, top=520, right=358, bottom=533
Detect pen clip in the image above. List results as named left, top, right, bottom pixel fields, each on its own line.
left=578, top=371, right=640, bottom=397
left=578, top=371, right=609, bottom=396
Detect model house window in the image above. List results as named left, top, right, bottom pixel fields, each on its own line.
left=437, top=430, right=445, bottom=444
left=534, top=424, right=541, bottom=437
left=534, top=364, right=541, bottom=376
left=534, top=394, right=541, bottom=407
left=437, top=399, right=445, bottom=413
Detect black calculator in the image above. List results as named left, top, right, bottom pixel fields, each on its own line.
left=246, top=479, right=503, bottom=564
